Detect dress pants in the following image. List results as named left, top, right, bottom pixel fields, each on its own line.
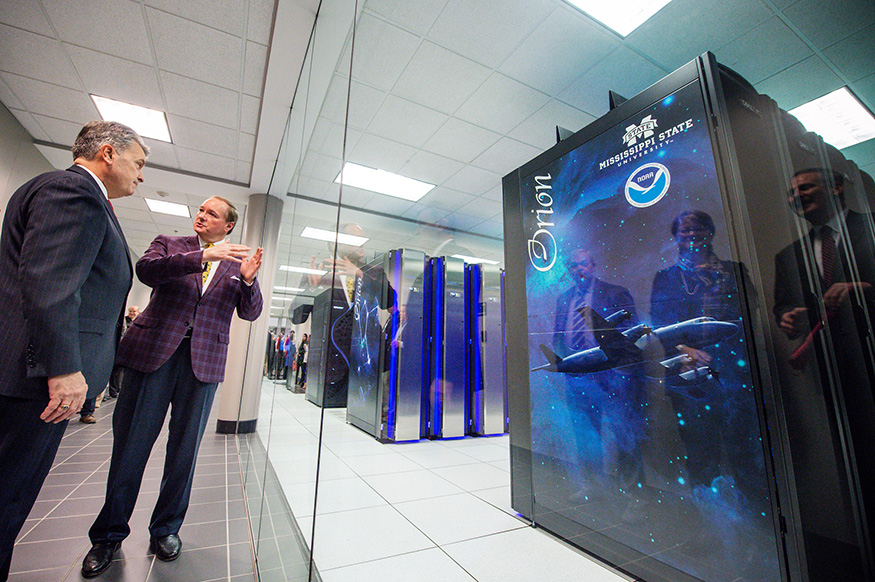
left=88, top=338, right=218, bottom=544
left=0, top=396, right=67, bottom=580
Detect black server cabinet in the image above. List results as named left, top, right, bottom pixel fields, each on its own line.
left=501, top=52, right=875, bottom=582
left=305, top=288, right=350, bottom=408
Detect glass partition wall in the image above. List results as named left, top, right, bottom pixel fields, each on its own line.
left=236, top=1, right=875, bottom=581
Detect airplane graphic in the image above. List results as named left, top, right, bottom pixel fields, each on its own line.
left=533, top=307, right=739, bottom=386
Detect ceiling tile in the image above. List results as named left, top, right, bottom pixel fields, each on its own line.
left=243, top=41, right=268, bottom=97
left=715, top=17, right=812, bottom=84
left=851, top=73, right=875, bottom=112
left=168, top=115, right=238, bottom=159
left=363, top=0, right=447, bottom=36
left=822, top=25, right=875, bottom=83
left=418, top=186, right=476, bottom=212
left=368, top=95, right=447, bottom=148
left=0, top=76, right=24, bottom=110
left=427, top=0, right=556, bottom=69
left=236, top=160, right=252, bottom=183
left=7, top=108, right=50, bottom=141
left=142, top=139, right=179, bottom=169
left=247, top=0, right=277, bottom=45
left=66, top=46, right=164, bottom=110
left=238, top=132, right=256, bottom=161
left=175, top=147, right=236, bottom=181
left=33, top=114, right=90, bottom=146
left=342, top=14, right=421, bottom=91
left=0, top=25, right=77, bottom=90
left=43, top=0, right=153, bottom=66
left=509, top=99, right=596, bottom=151
left=362, top=195, right=416, bottom=216
left=756, top=55, right=844, bottom=110
left=400, top=150, right=464, bottom=185
left=3, top=74, right=97, bottom=122
left=392, top=41, right=490, bottom=115
left=422, top=117, right=501, bottom=164
left=145, top=0, right=247, bottom=36
left=0, top=2, right=54, bottom=36
left=113, top=206, right=154, bottom=222
left=456, top=73, right=549, bottom=135
left=471, top=137, right=541, bottom=176
left=481, top=185, right=502, bottom=202
left=442, top=166, right=502, bottom=196
left=242, top=95, right=261, bottom=132
left=319, top=78, right=385, bottom=130
left=625, top=0, right=772, bottom=70
left=349, top=133, right=416, bottom=173
left=558, top=47, right=668, bottom=117
left=147, top=7, right=243, bottom=91
left=336, top=184, right=376, bottom=208
left=500, top=6, right=618, bottom=97
left=783, top=0, right=875, bottom=50
left=161, top=71, right=239, bottom=129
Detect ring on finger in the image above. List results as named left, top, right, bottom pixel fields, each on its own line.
left=61, top=404, right=70, bottom=410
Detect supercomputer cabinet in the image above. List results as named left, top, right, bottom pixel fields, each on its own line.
left=345, top=249, right=428, bottom=442
left=305, top=288, right=349, bottom=408
left=424, top=256, right=468, bottom=439
left=465, top=263, right=508, bottom=436
left=502, top=52, right=875, bottom=582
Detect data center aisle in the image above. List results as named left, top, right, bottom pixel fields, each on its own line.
left=8, top=398, right=256, bottom=582
left=259, top=379, right=633, bottom=582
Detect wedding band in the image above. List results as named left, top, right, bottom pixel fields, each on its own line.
left=61, top=405, right=70, bottom=410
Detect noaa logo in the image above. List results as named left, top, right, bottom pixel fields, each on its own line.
left=625, top=163, right=670, bottom=208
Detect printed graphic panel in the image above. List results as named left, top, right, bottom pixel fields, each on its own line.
left=520, top=79, right=781, bottom=582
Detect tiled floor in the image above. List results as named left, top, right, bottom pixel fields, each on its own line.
left=255, top=379, right=633, bottom=582
left=8, top=397, right=257, bottom=582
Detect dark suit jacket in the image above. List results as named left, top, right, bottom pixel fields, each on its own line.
left=0, top=165, right=132, bottom=400
left=774, top=210, right=875, bottom=329
left=553, top=278, right=637, bottom=356
left=116, top=234, right=262, bottom=383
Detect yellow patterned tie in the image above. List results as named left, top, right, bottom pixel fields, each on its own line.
left=346, top=275, right=355, bottom=302
left=202, top=243, right=214, bottom=285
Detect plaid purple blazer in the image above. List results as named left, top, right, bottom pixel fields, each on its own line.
left=116, top=234, right=262, bottom=383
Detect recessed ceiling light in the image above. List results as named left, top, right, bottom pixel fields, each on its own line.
left=300, top=226, right=368, bottom=247
left=274, top=286, right=305, bottom=293
left=335, top=162, right=434, bottom=201
left=789, top=87, right=875, bottom=150
left=91, top=95, right=172, bottom=142
left=451, top=254, right=501, bottom=265
left=271, top=297, right=295, bottom=301
left=279, top=265, right=328, bottom=276
left=145, top=198, right=190, bottom=217
left=563, top=0, right=672, bottom=37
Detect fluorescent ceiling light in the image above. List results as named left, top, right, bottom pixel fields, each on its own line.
left=274, top=286, right=305, bottom=293
left=279, top=265, right=328, bottom=276
left=300, top=226, right=368, bottom=247
left=789, top=87, right=875, bottom=150
left=272, top=297, right=295, bottom=301
left=451, top=254, right=501, bottom=265
left=563, top=0, right=672, bottom=36
left=145, top=198, right=190, bottom=217
left=335, top=162, right=434, bottom=201
left=91, top=95, right=172, bottom=142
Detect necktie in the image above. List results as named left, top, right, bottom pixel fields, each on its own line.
left=202, top=243, right=214, bottom=286
left=821, top=226, right=836, bottom=286
left=345, top=275, right=355, bottom=302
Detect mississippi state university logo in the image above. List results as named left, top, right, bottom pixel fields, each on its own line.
left=625, top=163, right=670, bottom=208
left=622, top=115, right=658, bottom=147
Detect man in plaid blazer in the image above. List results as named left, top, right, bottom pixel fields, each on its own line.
left=83, top=196, right=263, bottom=578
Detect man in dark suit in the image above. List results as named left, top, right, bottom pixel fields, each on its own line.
left=774, top=167, right=875, bottom=572
left=83, top=196, right=263, bottom=577
left=553, top=249, right=637, bottom=355
left=0, top=121, right=147, bottom=580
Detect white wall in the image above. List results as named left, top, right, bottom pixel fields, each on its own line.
left=0, top=104, right=55, bottom=224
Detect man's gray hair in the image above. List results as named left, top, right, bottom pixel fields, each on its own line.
left=72, top=121, right=150, bottom=160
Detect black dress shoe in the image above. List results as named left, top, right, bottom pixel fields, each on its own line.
left=150, top=534, right=182, bottom=561
left=82, top=541, right=121, bottom=578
